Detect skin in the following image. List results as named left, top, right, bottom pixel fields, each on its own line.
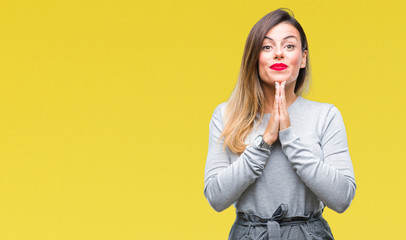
left=258, top=22, right=308, bottom=145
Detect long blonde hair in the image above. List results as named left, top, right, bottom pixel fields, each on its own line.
left=221, top=9, right=311, bottom=154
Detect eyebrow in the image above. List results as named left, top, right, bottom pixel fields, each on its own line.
left=264, top=35, right=298, bottom=41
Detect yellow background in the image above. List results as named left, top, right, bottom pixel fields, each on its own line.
left=0, top=0, right=405, bottom=239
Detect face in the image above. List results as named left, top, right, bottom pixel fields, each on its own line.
left=258, top=22, right=307, bottom=87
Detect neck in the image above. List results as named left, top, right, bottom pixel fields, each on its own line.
left=262, top=82, right=298, bottom=113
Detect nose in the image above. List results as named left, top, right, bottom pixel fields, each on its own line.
left=273, top=47, right=284, bottom=60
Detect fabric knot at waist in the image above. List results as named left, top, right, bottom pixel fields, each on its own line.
left=236, top=204, right=322, bottom=240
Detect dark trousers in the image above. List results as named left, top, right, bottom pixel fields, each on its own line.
left=228, top=204, right=334, bottom=240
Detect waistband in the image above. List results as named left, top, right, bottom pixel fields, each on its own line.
left=235, top=204, right=323, bottom=240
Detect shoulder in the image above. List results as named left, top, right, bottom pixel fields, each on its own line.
left=208, top=102, right=228, bottom=131
left=211, top=102, right=228, bottom=120
left=298, top=97, right=346, bottom=132
left=297, top=96, right=341, bottom=118
left=298, top=96, right=335, bottom=111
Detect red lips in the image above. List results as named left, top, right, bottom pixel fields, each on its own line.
left=270, top=63, right=288, bottom=71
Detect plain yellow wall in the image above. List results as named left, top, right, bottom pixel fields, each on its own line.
left=0, top=0, right=405, bottom=239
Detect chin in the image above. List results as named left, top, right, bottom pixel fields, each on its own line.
left=273, top=79, right=288, bottom=83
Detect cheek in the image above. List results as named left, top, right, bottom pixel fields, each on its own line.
left=258, top=54, right=268, bottom=74
left=290, top=53, right=301, bottom=65
left=258, top=53, right=268, bottom=67
left=300, top=54, right=307, bottom=68
left=288, top=54, right=303, bottom=72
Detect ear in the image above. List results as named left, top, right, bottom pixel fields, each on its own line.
left=300, top=49, right=308, bottom=68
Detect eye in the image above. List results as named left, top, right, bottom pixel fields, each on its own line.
left=262, top=45, right=272, bottom=51
left=285, top=44, right=295, bottom=50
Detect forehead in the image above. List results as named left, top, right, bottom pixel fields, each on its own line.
left=264, top=22, right=300, bottom=41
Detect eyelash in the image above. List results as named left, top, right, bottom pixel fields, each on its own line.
left=262, top=44, right=296, bottom=51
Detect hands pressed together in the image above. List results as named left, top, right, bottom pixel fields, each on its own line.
left=263, top=81, right=292, bottom=145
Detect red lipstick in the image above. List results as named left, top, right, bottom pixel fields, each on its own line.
left=270, top=63, right=287, bottom=71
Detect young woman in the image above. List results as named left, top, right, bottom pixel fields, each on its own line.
left=204, top=9, right=356, bottom=240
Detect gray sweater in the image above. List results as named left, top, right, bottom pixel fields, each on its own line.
left=204, top=96, right=356, bottom=218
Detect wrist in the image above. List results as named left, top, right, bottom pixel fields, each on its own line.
left=254, top=135, right=273, bottom=151
left=262, top=134, right=276, bottom=145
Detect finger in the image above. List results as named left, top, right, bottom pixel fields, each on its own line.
left=264, top=94, right=280, bottom=144
left=278, top=95, right=284, bottom=130
left=281, top=81, right=287, bottom=110
left=275, top=82, right=279, bottom=96
left=274, top=83, right=279, bottom=112
left=273, top=96, right=278, bottom=114
left=272, top=91, right=279, bottom=117
left=276, top=83, right=281, bottom=111
left=276, top=81, right=281, bottom=97
left=275, top=95, right=280, bottom=128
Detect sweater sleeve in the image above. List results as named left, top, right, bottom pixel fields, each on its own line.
left=204, top=104, right=271, bottom=212
left=278, top=105, right=356, bottom=213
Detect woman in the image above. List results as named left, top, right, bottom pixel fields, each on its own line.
left=204, top=8, right=356, bottom=240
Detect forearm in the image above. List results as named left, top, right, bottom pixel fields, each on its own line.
left=279, top=127, right=356, bottom=213
left=204, top=144, right=271, bottom=212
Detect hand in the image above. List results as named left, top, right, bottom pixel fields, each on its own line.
left=262, top=81, right=291, bottom=145
left=278, top=81, right=291, bottom=131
